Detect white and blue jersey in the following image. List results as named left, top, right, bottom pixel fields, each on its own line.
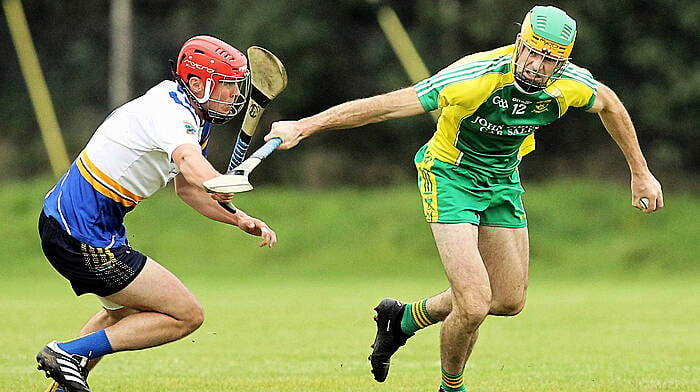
left=43, top=80, right=212, bottom=248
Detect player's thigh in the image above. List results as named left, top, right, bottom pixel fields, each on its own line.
left=478, top=226, right=529, bottom=314
left=430, top=222, right=491, bottom=308
left=105, top=257, right=203, bottom=319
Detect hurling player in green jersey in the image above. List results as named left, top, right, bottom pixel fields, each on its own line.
left=267, top=5, right=663, bottom=392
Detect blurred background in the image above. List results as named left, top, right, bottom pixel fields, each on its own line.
left=2, top=4, right=699, bottom=389
left=1, top=0, right=698, bottom=188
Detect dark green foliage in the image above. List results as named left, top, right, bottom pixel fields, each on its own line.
left=1, top=0, right=697, bottom=184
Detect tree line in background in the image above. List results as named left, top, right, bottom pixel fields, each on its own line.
left=1, top=0, right=698, bottom=188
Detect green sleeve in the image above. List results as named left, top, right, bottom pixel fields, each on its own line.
left=414, top=78, right=440, bottom=112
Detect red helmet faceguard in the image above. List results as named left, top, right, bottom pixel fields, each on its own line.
left=174, top=36, right=250, bottom=124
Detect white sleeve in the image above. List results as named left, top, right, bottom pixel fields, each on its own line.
left=148, top=104, right=202, bottom=161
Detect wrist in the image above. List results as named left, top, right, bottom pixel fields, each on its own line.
left=627, top=155, right=649, bottom=176
left=629, top=164, right=649, bottom=177
left=300, top=115, right=326, bottom=136
left=233, top=210, right=249, bottom=226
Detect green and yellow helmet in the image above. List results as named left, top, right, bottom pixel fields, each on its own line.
left=513, top=6, right=577, bottom=93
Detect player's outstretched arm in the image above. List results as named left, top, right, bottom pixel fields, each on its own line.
left=175, top=173, right=277, bottom=247
left=172, top=143, right=278, bottom=247
left=587, top=83, right=663, bottom=212
left=265, top=87, right=425, bottom=149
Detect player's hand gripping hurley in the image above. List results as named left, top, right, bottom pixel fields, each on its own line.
left=228, top=46, right=288, bottom=171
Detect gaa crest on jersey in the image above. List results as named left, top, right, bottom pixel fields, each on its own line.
left=533, top=100, right=551, bottom=114
left=183, top=121, right=196, bottom=134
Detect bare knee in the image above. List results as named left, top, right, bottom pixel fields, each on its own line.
left=178, top=301, right=205, bottom=336
left=451, top=287, right=491, bottom=331
left=490, top=292, right=527, bottom=316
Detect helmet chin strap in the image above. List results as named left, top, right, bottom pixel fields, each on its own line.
left=192, top=78, right=223, bottom=123
left=195, top=78, right=214, bottom=104
left=170, top=60, right=213, bottom=121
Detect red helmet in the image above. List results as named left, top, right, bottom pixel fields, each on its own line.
left=174, top=35, right=250, bottom=123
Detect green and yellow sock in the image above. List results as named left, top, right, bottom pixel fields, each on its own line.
left=441, top=368, right=466, bottom=392
left=45, top=381, right=63, bottom=392
left=400, top=298, right=437, bottom=335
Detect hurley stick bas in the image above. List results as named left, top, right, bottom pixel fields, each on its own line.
left=204, top=138, right=282, bottom=213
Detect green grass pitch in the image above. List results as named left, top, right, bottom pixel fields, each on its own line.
left=1, top=178, right=698, bottom=391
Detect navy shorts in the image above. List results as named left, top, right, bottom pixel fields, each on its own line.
left=38, top=210, right=147, bottom=297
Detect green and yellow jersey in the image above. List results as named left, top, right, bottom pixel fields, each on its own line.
left=414, top=44, right=598, bottom=178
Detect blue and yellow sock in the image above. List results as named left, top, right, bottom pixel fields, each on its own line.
left=57, top=329, right=113, bottom=359
left=441, top=368, right=466, bottom=392
left=400, top=298, right=437, bottom=335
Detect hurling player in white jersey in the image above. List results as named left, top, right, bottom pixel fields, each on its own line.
left=36, top=36, right=276, bottom=392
